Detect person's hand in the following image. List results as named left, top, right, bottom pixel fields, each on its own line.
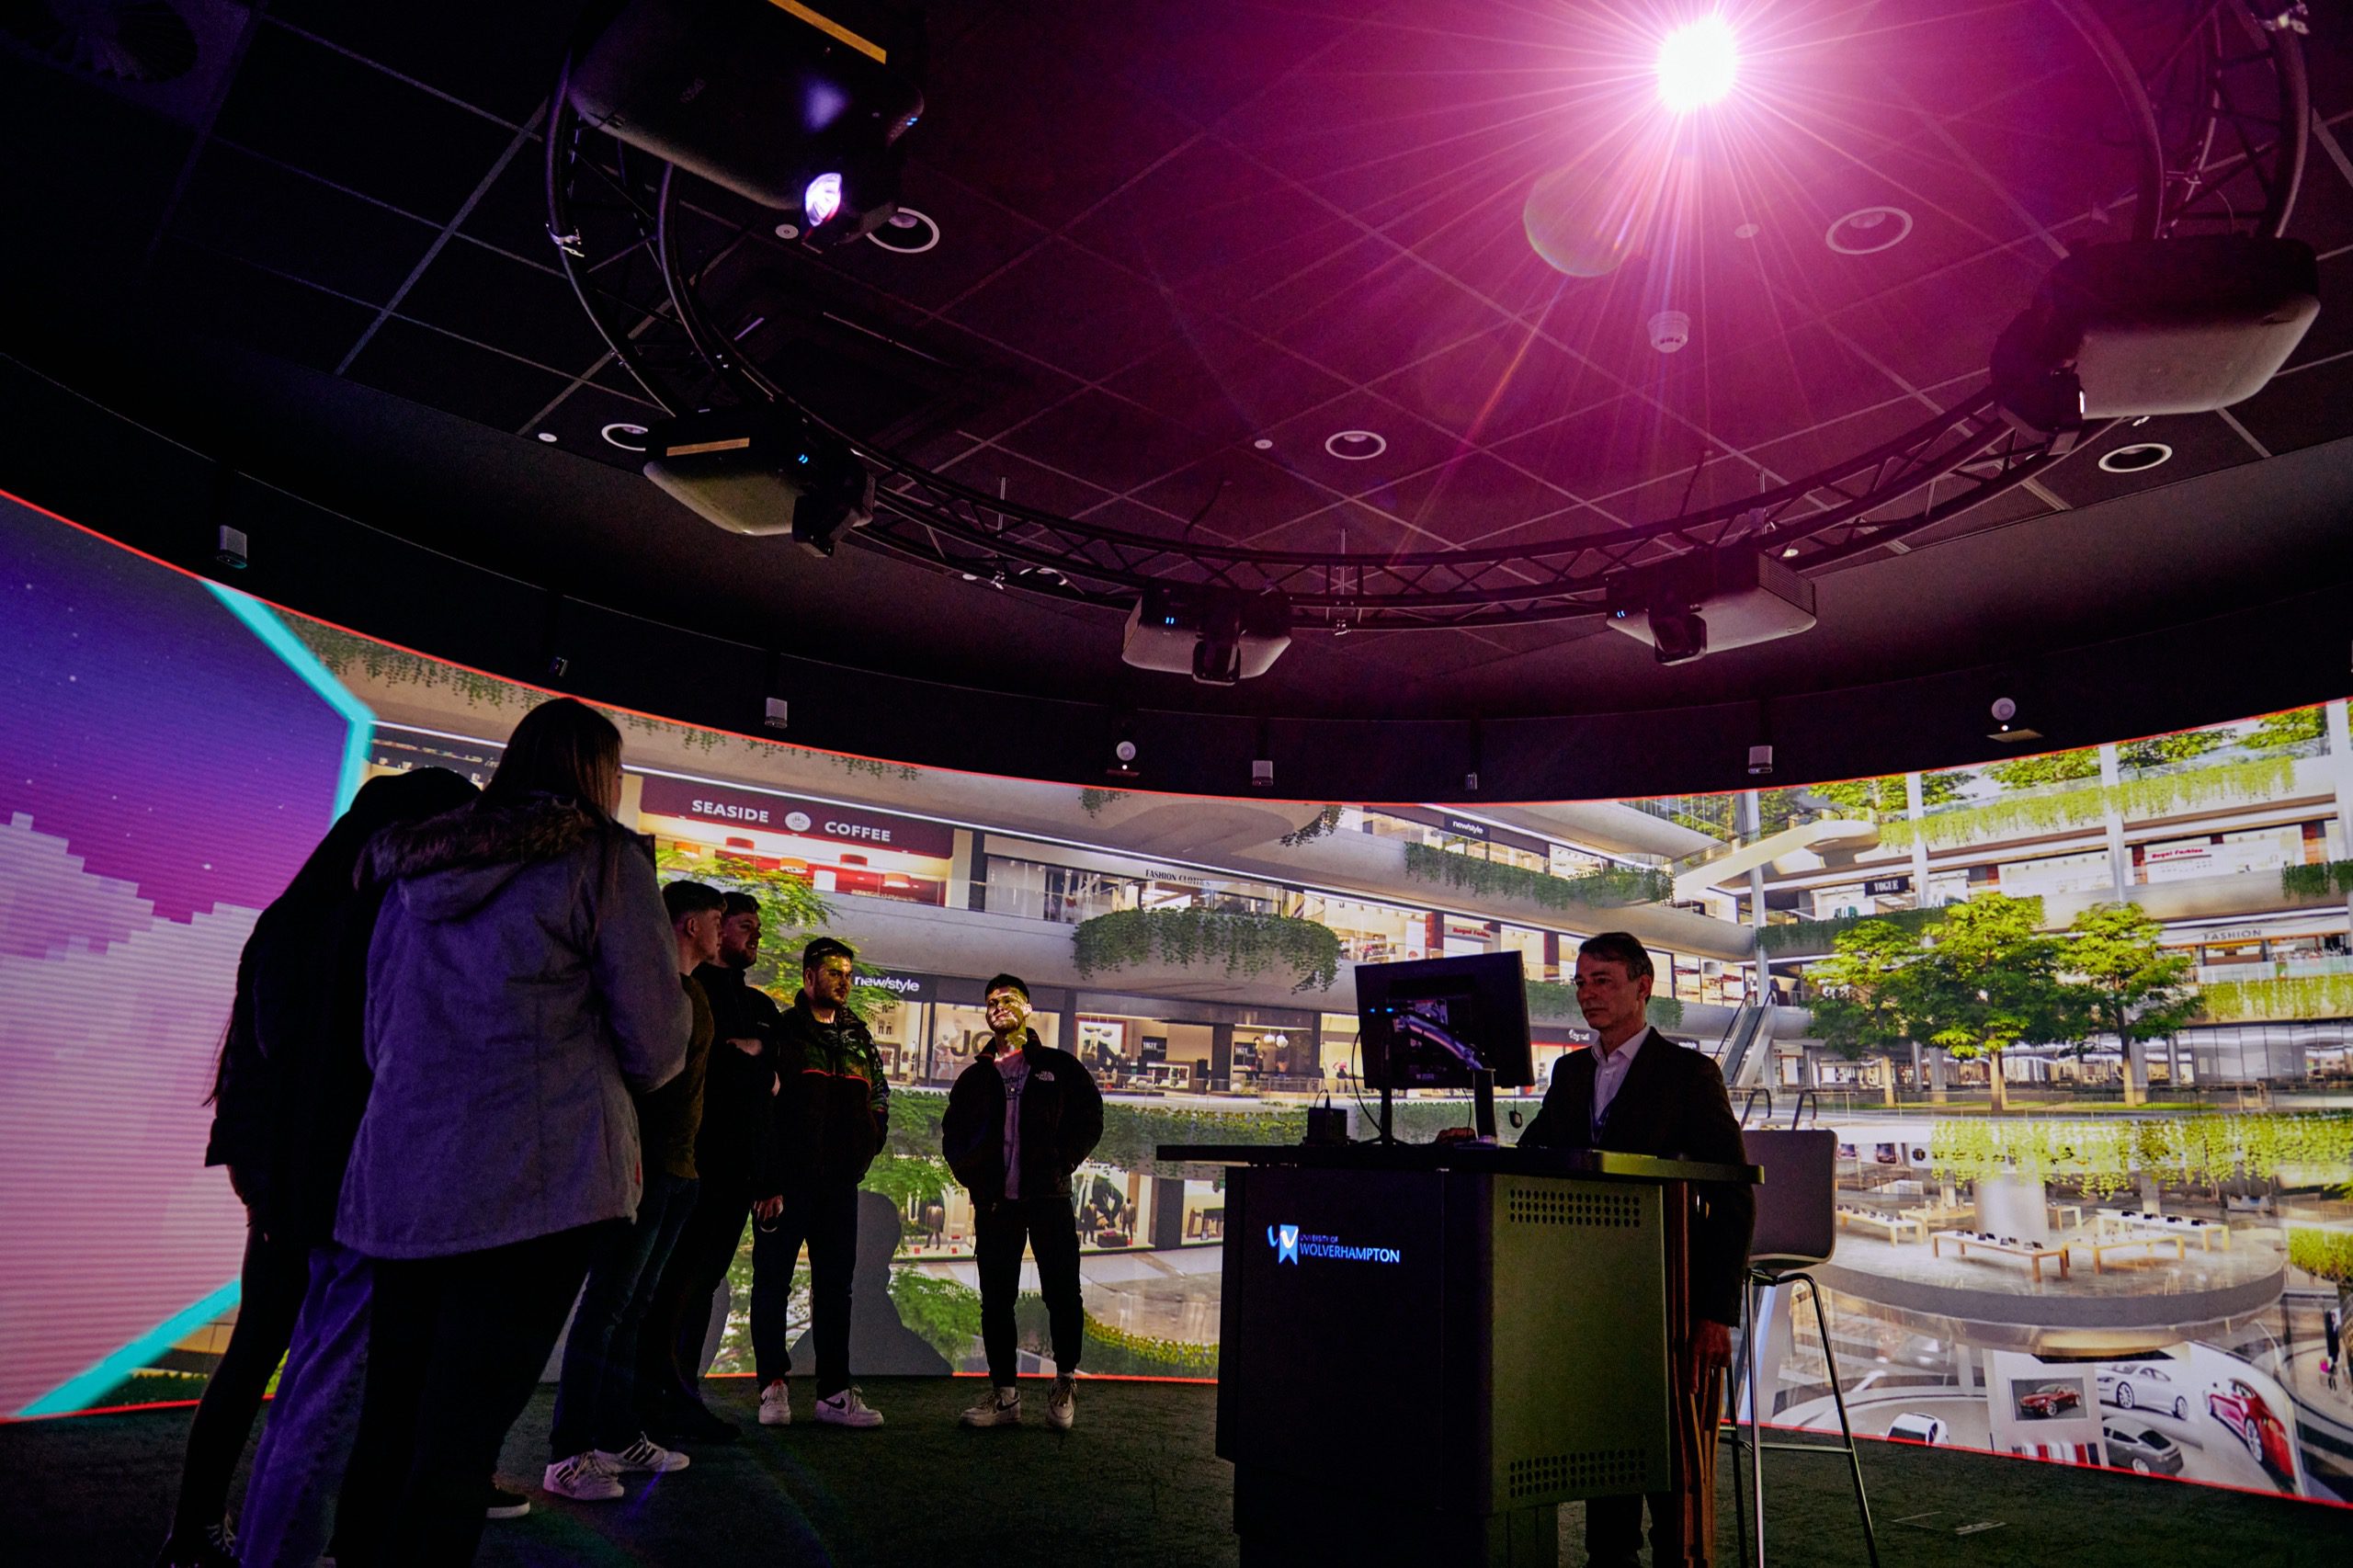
left=1690, top=1318, right=1733, bottom=1376
left=728, top=1036, right=763, bottom=1057
left=756, top=1195, right=784, bottom=1221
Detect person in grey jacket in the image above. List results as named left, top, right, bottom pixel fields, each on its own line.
left=329, top=699, right=687, bottom=1567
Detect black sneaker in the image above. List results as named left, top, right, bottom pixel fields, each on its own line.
left=484, top=1484, right=532, bottom=1520
left=648, top=1395, right=741, bottom=1443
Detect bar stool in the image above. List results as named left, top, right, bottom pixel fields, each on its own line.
left=1728, top=1129, right=1880, bottom=1568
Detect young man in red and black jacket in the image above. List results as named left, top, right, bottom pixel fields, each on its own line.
left=752, top=936, right=891, bottom=1428
left=942, top=973, right=1104, bottom=1431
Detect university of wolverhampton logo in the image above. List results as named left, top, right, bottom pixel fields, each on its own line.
left=1266, top=1222, right=1399, bottom=1267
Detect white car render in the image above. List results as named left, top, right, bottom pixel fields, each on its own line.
left=1886, top=1413, right=1947, bottom=1446
left=2097, top=1363, right=2189, bottom=1421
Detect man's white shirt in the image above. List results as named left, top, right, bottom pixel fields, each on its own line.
left=1590, top=1027, right=1649, bottom=1130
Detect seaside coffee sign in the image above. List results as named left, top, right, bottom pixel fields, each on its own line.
left=638, top=777, right=955, bottom=858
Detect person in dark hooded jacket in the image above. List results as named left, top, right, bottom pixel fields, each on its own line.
left=329, top=699, right=686, bottom=1567
left=942, top=973, right=1103, bottom=1432
left=158, top=767, right=476, bottom=1568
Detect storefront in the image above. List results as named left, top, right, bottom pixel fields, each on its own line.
left=639, top=775, right=957, bottom=905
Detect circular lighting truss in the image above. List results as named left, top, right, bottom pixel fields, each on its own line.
left=545, top=2, right=2309, bottom=633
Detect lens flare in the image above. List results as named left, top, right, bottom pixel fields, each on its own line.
left=1657, top=16, right=1737, bottom=112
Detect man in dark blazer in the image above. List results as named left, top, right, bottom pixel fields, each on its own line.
left=1521, top=932, right=1753, bottom=1568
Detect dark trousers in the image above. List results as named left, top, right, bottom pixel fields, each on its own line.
left=169, top=1217, right=310, bottom=1537
left=1586, top=1359, right=1725, bottom=1568
left=551, top=1172, right=698, bottom=1458
left=335, top=1221, right=614, bottom=1567
left=750, top=1181, right=858, bottom=1396
left=641, top=1176, right=755, bottom=1408
left=974, top=1192, right=1083, bottom=1386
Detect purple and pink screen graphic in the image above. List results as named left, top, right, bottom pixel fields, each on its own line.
left=0, top=494, right=354, bottom=1415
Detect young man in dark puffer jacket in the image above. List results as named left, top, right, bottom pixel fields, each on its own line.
left=752, top=936, right=891, bottom=1428
left=942, top=973, right=1104, bottom=1431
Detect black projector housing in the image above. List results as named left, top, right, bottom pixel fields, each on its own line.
left=642, top=405, right=875, bottom=556
left=1993, top=236, right=2320, bottom=431
left=1123, top=585, right=1293, bottom=686
left=568, top=0, right=924, bottom=228
left=1604, top=548, right=1817, bottom=665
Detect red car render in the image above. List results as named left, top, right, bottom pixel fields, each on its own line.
left=2207, top=1381, right=2294, bottom=1473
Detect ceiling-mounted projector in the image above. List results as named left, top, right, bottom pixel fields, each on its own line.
left=1122, top=585, right=1292, bottom=686
left=642, top=404, right=875, bottom=555
left=567, top=0, right=923, bottom=238
left=1992, top=236, right=2319, bottom=432
left=1603, top=547, right=1815, bottom=665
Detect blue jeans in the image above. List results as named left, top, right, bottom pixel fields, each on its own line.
left=238, top=1244, right=373, bottom=1568
left=550, top=1172, right=699, bottom=1457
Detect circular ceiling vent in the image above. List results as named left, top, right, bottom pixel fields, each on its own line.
left=2097, top=442, right=2172, bottom=473
left=868, top=208, right=939, bottom=255
left=1825, top=206, right=1914, bottom=256
left=1324, top=430, right=1386, bottom=460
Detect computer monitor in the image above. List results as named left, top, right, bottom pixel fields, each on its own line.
left=1357, top=951, right=1535, bottom=1092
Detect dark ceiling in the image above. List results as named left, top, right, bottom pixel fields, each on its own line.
left=2, top=0, right=2351, bottom=797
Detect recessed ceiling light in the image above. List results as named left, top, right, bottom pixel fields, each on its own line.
left=867, top=207, right=939, bottom=254
left=2097, top=442, right=2172, bottom=474
left=1253, top=437, right=1274, bottom=450
left=1733, top=221, right=1760, bottom=239
left=1781, top=546, right=1800, bottom=558
left=536, top=431, right=559, bottom=444
left=1824, top=206, right=1914, bottom=256
left=601, top=423, right=651, bottom=452
left=1324, top=430, right=1386, bottom=460
left=774, top=222, right=801, bottom=241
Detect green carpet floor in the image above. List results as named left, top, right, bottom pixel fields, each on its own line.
left=6, top=1376, right=2347, bottom=1565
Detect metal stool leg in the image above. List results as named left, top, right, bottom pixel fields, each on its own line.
left=1746, top=1271, right=1766, bottom=1568
left=1796, top=1272, right=1881, bottom=1568
left=1729, top=1276, right=1752, bottom=1568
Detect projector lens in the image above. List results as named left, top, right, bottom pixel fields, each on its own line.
left=804, top=172, right=844, bottom=227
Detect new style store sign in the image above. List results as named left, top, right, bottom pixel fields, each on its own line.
left=638, top=776, right=955, bottom=858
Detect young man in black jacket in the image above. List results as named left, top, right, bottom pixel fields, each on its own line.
left=942, top=974, right=1104, bottom=1431
left=753, top=936, right=892, bottom=1427
left=639, top=892, right=783, bottom=1442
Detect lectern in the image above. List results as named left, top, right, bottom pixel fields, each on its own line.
left=1159, top=1142, right=1759, bottom=1566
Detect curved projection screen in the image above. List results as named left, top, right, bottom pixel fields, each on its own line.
left=3, top=492, right=2348, bottom=1512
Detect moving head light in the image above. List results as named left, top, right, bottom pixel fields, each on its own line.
left=642, top=404, right=875, bottom=556
left=567, top=0, right=924, bottom=241
left=1122, top=585, right=1293, bottom=686
left=1603, top=547, right=1816, bottom=665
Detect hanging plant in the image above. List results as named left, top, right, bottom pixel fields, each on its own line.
left=1932, top=1112, right=2353, bottom=1196
left=1073, top=907, right=1344, bottom=993
left=1077, top=787, right=1127, bottom=818
left=2288, top=1228, right=2353, bottom=1286
left=1879, top=756, right=2297, bottom=851
left=1279, top=805, right=1347, bottom=846
left=1401, top=841, right=1669, bottom=909
left=2281, top=860, right=2353, bottom=899
left=2199, top=973, right=2353, bottom=1024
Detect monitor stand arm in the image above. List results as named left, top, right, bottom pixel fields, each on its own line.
left=1472, top=1068, right=1495, bottom=1141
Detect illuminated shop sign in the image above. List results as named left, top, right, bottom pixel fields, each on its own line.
left=1267, top=1222, right=1403, bottom=1266
left=638, top=776, right=955, bottom=857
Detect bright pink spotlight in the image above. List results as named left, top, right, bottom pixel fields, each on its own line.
left=803, top=171, right=844, bottom=226
left=1657, top=16, right=1737, bottom=112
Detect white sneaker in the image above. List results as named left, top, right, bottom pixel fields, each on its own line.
left=595, top=1434, right=689, bottom=1474
left=961, top=1386, right=1020, bottom=1427
left=759, top=1380, right=791, bottom=1426
left=542, top=1451, right=623, bottom=1502
left=1046, top=1374, right=1076, bottom=1431
left=813, top=1386, right=884, bottom=1427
